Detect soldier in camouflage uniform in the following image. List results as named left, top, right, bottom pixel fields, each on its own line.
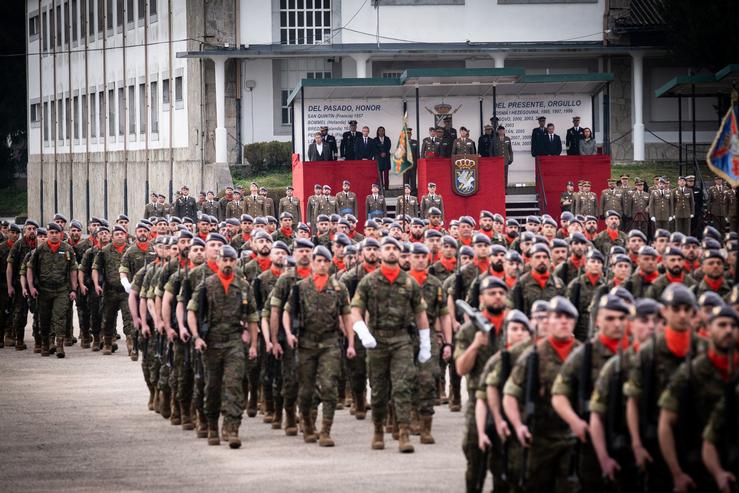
left=593, top=210, right=628, bottom=256
left=5, top=220, right=38, bottom=349
left=553, top=232, right=588, bottom=286
left=510, top=243, right=566, bottom=316
left=271, top=212, right=295, bottom=245
left=79, top=226, right=109, bottom=350
left=188, top=244, right=259, bottom=449
left=692, top=248, right=731, bottom=299
left=0, top=223, right=20, bottom=347
left=645, top=247, right=696, bottom=300
left=551, top=294, right=631, bottom=491
left=503, top=297, right=581, bottom=493
left=119, top=222, right=153, bottom=360
left=349, top=236, right=430, bottom=453
left=455, top=276, right=509, bottom=491
left=283, top=245, right=352, bottom=446
left=27, top=223, right=78, bottom=357
left=566, top=249, right=606, bottom=341
left=270, top=238, right=314, bottom=436
left=622, top=245, right=660, bottom=298
left=700, top=376, right=739, bottom=492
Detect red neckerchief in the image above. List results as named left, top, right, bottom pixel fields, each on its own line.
left=363, top=262, right=377, bottom=273
left=197, top=232, right=208, bottom=241
left=241, top=232, right=251, bottom=243
left=90, top=236, right=99, bottom=248
left=179, top=257, right=187, bottom=268
left=217, top=271, right=235, bottom=295
left=707, top=349, right=739, bottom=381
left=439, top=256, right=457, bottom=272
left=505, top=233, right=516, bottom=245
left=136, top=241, right=149, bottom=253
left=409, top=269, right=428, bottom=286
left=479, top=229, right=493, bottom=239
left=68, top=237, right=79, bottom=247
left=347, top=230, right=358, bottom=239
left=296, top=267, right=311, bottom=279
left=280, top=226, right=293, bottom=238
left=428, top=225, right=442, bottom=231
left=548, top=336, right=576, bottom=362
left=47, top=240, right=61, bottom=254
left=666, top=271, right=685, bottom=283
left=333, top=257, right=346, bottom=272
left=256, top=257, right=271, bottom=272
left=640, top=270, right=659, bottom=284
left=585, top=231, right=596, bottom=241
left=599, top=333, right=621, bottom=354
left=704, top=275, right=724, bottom=292
left=270, top=266, right=283, bottom=278
left=474, top=257, right=490, bottom=274
left=665, top=326, right=691, bottom=358
left=24, top=237, right=37, bottom=249
left=6, top=239, right=15, bottom=249
left=113, top=242, right=126, bottom=254
left=585, top=273, right=601, bottom=286
left=684, top=259, right=700, bottom=272
left=504, top=275, right=517, bottom=288
left=629, top=253, right=638, bottom=264
left=570, top=255, right=584, bottom=270
left=606, top=228, right=619, bottom=241
left=530, top=270, right=551, bottom=289
left=188, top=260, right=196, bottom=269
left=429, top=252, right=440, bottom=264
left=483, top=310, right=505, bottom=335
left=614, top=277, right=624, bottom=287
left=459, top=236, right=473, bottom=247
left=490, top=268, right=505, bottom=279
left=206, top=260, right=219, bottom=273
left=312, top=273, right=329, bottom=292
left=380, top=264, right=401, bottom=284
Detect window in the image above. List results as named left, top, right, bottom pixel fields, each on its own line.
left=306, top=71, right=331, bottom=79
left=82, top=94, right=88, bottom=139
left=30, top=103, right=41, bottom=124
left=382, top=71, right=402, bottom=78
left=279, top=0, right=332, bottom=45
left=51, top=100, right=56, bottom=140
left=72, top=0, right=78, bottom=42
left=150, top=0, right=156, bottom=16
left=43, top=102, right=49, bottom=141
left=88, top=0, right=95, bottom=37
left=162, top=78, right=169, bottom=105
left=29, top=15, right=39, bottom=37
left=128, top=85, right=135, bottom=134
left=90, top=93, right=96, bottom=138
left=98, top=91, right=105, bottom=138
left=106, top=0, right=113, bottom=30
left=174, top=76, right=183, bottom=103
left=51, top=5, right=58, bottom=47
left=98, top=0, right=104, bottom=33
left=42, top=11, right=48, bottom=51
left=117, top=0, right=124, bottom=29
left=139, top=83, right=146, bottom=133
left=64, top=1, right=70, bottom=46
left=118, top=87, right=125, bottom=135
left=150, top=80, right=158, bottom=133
left=281, top=90, right=291, bottom=125
left=127, top=0, right=134, bottom=23
left=73, top=95, right=79, bottom=139
left=108, top=89, right=114, bottom=136
left=65, top=97, right=72, bottom=142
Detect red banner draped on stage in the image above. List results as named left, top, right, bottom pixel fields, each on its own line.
left=417, top=157, right=506, bottom=221
left=535, top=155, right=612, bottom=218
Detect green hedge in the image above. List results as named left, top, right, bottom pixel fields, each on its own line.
left=243, top=141, right=292, bottom=175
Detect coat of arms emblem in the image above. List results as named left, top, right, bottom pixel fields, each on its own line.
left=452, top=156, right=479, bottom=197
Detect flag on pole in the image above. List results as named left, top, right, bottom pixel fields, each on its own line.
left=706, top=97, right=739, bottom=187
left=393, top=113, right=414, bottom=175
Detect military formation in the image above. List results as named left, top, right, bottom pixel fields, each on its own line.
left=2, top=174, right=738, bottom=493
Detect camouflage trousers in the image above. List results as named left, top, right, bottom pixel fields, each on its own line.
left=158, top=341, right=174, bottom=393
left=203, top=335, right=245, bottom=426
left=346, top=334, right=367, bottom=403
left=297, top=341, right=341, bottom=422
left=281, top=344, right=299, bottom=409
left=490, top=434, right=522, bottom=493
left=367, top=336, right=416, bottom=426
left=101, top=288, right=134, bottom=338
left=268, top=353, right=283, bottom=412
left=10, top=286, right=28, bottom=342
left=142, top=332, right=161, bottom=391
left=37, top=289, right=70, bottom=340
left=175, top=339, right=194, bottom=410
left=85, top=291, right=103, bottom=337
left=413, top=335, right=440, bottom=416
left=243, top=339, right=262, bottom=409
left=462, top=399, right=486, bottom=493
left=0, top=285, right=10, bottom=341
left=258, top=340, right=275, bottom=411
left=521, top=434, right=574, bottom=493
left=73, top=288, right=89, bottom=340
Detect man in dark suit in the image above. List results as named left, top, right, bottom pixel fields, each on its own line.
left=308, top=132, right=332, bottom=161
left=542, top=123, right=562, bottom=155
left=478, top=125, right=494, bottom=157
left=320, top=126, right=337, bottom=160
left=354, top=126, right=375, bottom=160
left=340, top=120, right=359, bottom=160
left=565, top=116, right=585, bottom=155
left=174, top=185, right=197, bottom=219
left=530, top=116, right=547, bottom=156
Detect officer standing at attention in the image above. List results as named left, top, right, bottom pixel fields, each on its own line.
left=278, top=186, right=302, bottom=223
left=478, top=125, right=494, bottom=158
left=174, top=185, right=197, bottom=220
left=340, top=120, right=359, bottom=160
left=365, top=183, right=386, bottom=220
left=560, top=181, right=575, bottom=213
left=421, top=126, right=440, bottom=159
left=336, top=180, right=357, bottom=218
left=452, top=127, right=477, bottom=155
left=565, top=116, right=585, bottom=155
left=440, top=117, right=457, bottom=158
left=530, top=116, right=547, bottom=157
left=672, top=176, right=695, bottom=235
left=348, top=236, right=430, bottom=453
left=188, top=244, right=259, bottom=449
left=649, top=177, right=673, bottom=232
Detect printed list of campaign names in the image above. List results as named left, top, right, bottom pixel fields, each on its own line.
left=305, top=103, right=387, bottom=136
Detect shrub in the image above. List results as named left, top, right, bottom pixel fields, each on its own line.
left=243, top=141, right=292, bottom=175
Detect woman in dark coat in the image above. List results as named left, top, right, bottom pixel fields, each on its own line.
left=374, top=126, right=392, bottom=190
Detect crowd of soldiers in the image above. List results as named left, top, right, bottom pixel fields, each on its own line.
left=1, top=175, right=738, bottom=493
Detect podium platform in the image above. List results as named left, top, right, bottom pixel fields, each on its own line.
left=535, top=155, right=612, bottom=218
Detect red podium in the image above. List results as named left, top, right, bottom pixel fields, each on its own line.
left=535, top=155, right=612, bottom=218
left=417, top=157, right=507, bottom=221
left=292, top=154, right=380, bottom=225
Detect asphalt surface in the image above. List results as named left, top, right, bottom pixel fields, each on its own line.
left=0, top=323, right=472, bottom=493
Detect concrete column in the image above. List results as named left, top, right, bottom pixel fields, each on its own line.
left=352, top=54, right=369, bottom=78
left=631, top=52, right=645, bottom=161
left=492, top=53, right=506, bottom=68
left=213, top=56, right=228, bottom=164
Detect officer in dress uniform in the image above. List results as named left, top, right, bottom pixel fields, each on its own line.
left=649, top=177, right=673, bottom=232
left=439, top=117, right=457, bottom=158
left=706, top=176, right=727, bottom=231
left=451, top=127, right=477, bottom=155
left=478, top=125, right=494, bottom=158
left=421, top=127, right=440, bottom=158
left=420, top=183, right=444, bottom=220
left=530, top=116, right=547, bottom=157
left=396, top=184, right=420, bottom=218
left=365, top=184, right=386, bottom=220
left=278, top=186, right=302, bottom=223
left=672, top=176, right=695, bottom=235
left=565, top=116, right=585, bottom=155
left=600, top=178, right=625, bottom=220
left=560, top=181, right=575, bottom=213
left=340, top=120, right=360, bottom=160
left=336, top=180, right=358, bottom=218
left=492, top=125, right=514, bottom=189
left=626, top=178, right=651, bottom=239
left=320, top=125, right=338, bottom=160
left=574, top=181, right=598, bottom=217
left=685, top=175, right=703, bottom=238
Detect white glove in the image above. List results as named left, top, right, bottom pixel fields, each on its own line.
left=690, top=215, right=694, bottom=218
left=353, top=320, right=377, bottom=349
left=669, top=216, right=674, bottom=222
left=418, top=328, right=431, bottom=363
left=651, top=217, right=656, bottom=222
left=120, top=276, right=132, bottom=294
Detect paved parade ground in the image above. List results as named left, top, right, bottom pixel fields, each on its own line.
left=0, top=326, right=469, bottom=493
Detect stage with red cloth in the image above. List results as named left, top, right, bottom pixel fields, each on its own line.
left=536, top=155, right=612, bottom=218
left=417, top=157, right=507, bottom=221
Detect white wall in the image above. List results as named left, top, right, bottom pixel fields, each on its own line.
left=241, top=58, right=278, bottom=143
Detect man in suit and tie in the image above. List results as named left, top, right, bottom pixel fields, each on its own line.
left=530, top=116, right=547, bottom=156
left=542, top=123, right=563, bottom=155
left=340, top=120, right=360, bottom=160
left=308, top=132, right=332, bottom=161
left=355, top=126, right=375, bottom=160
left=565, top=116, right=585, bottom=155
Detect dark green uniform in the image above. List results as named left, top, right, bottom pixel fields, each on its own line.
left=566, top=273, right=605, bottom=341
left=0, top=238, right=15, bottom=345
left=94, top=244, right=135, bottom=340
left=644, top=273, right=696, bottom=300
left=80, top=245, right=104, bottom=345
left=592, top=229, right=628, bottom=257
left=510, top=272, right=566, bottom=317
left=415, top=274, right=448, bottom=417
left=6, top=238, right=36, bottom=345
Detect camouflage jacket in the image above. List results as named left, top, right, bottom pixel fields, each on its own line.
left=284, top=275, right=350, bottom=344
left=188, top=272, right=259, bottom=339
left=28, top=240, right=78, bottom=292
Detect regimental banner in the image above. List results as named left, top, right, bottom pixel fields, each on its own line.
left=706, top=103, right=739, bottom=187
left=452, top=155, right=480, bottom=197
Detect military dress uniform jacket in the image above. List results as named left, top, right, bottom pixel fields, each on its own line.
left=174, top=196, right=197, bottom=220
left=316, top=196, right=338, bottom=218
left=451, top=138, right=477, bottom=156
left=625, top=191, right=650, bottom=220
left=600, top=188, right=625, bottom=215
left=306, top=195, right=322, bottom=226
left=144, top=202, right=159, bottom=219
left=396, top=195, right=420, bottom=218
left=420, top=137, right=440, bottom=158
left=492, top=136, right=513, bottom=165
left=244, top=195, right=266, bottom=217
left=263, top=197, right=276, bottom=218
left=648, top=189, right=673, bottom=221
left=574, top=192, right=599, bottom=217
left=565, top=127, right=585, bottom=155
left=225, top=200, right=244, bottom=219
left=335, top=191, right=357, bottom=217
left=706, top=185, right=726, bottom=218
left=365, top=194, right=386, bottom=219
left=278, top=196, right=302, bottom=222
left=420, top=194, right=444, bottom=219
left=200, top=200, right=219, bottom=218
left=560, top=191, right=575, bottom=213
left=672, top=187, right=694, bottom=218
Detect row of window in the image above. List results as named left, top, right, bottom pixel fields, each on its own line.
left=32, top=75, right=182, bottom=145
left=279, top=0, right=332, bottom=45
left=29, top=0, right=157, bottom=51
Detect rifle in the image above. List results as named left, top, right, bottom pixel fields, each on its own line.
left=519, top=327, right=540, bottom=489
left=568, top=339, right=593, bottom=485
left=180, top=261, right=191, bottom=369
left=455, top=300, right=493, bottom=335
left=197, top=284, right=209, bottom=341
left=498, top=321, right=513, bottom=484
left=606, top=344, right=628, bottom=458
left=253, top=276, right=263, bottom=312
left=676, top=339, right=699, bottom=476
left=453, top=272, right=465, bottom=320
left=467, top=276, right=481, bottom=310
left=290, top=284, right=303, bottom=339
